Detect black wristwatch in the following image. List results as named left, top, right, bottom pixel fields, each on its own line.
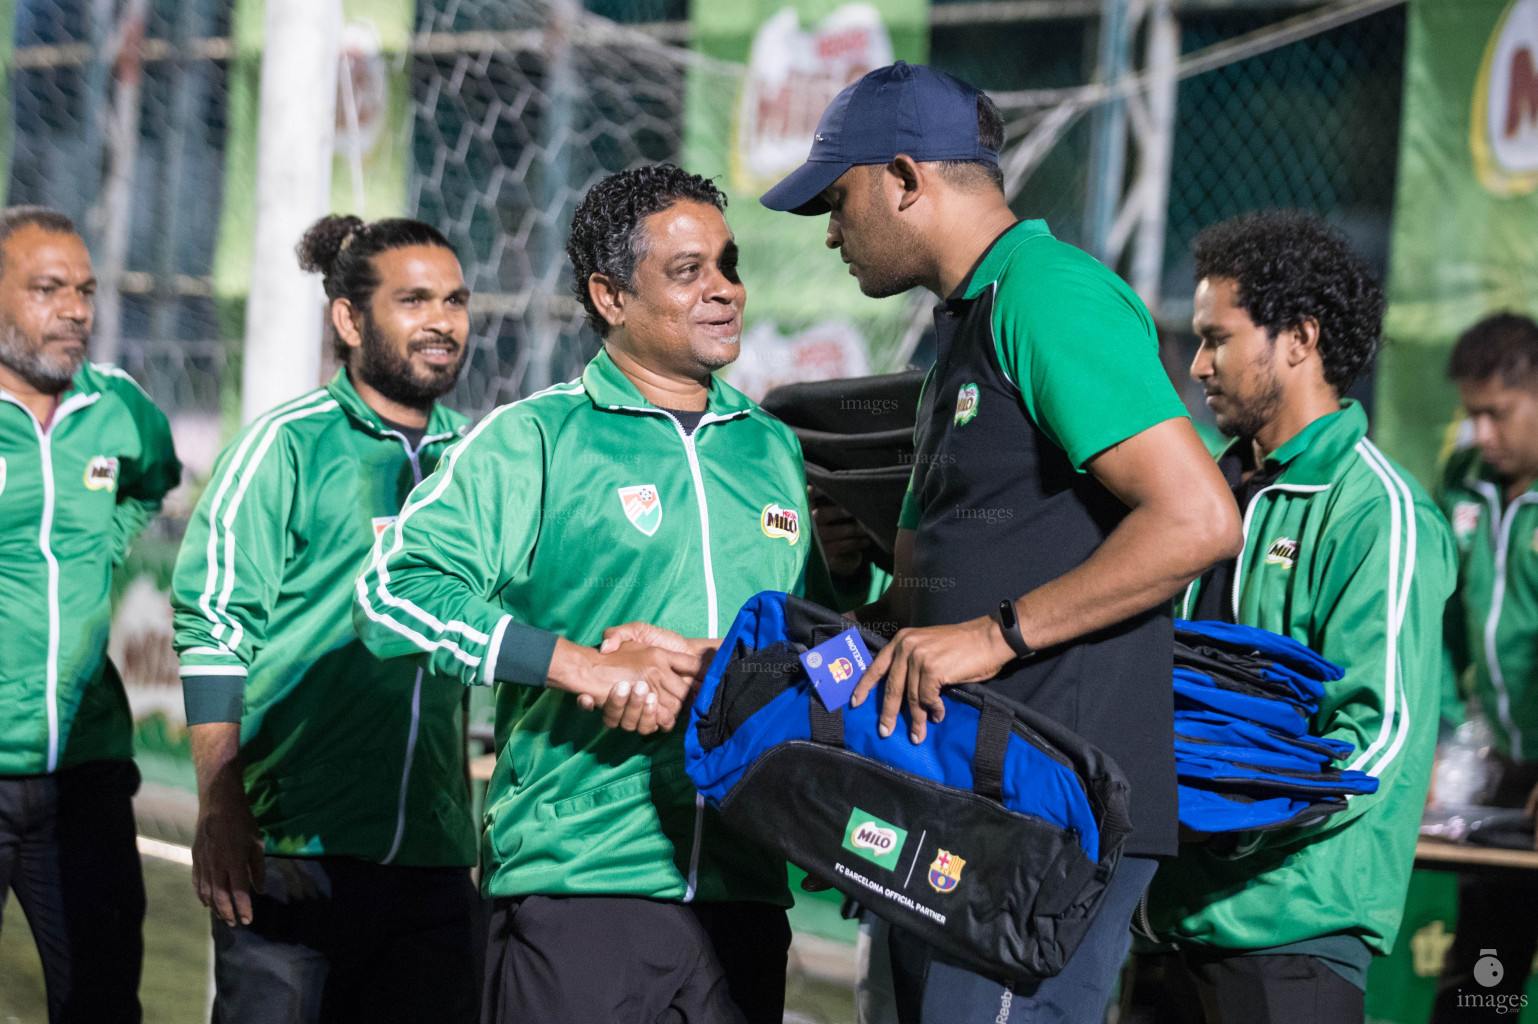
left=996, top=599, right=1034, bottom=661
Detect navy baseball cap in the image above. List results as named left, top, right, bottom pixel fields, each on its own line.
left=760, top=61, right=998, bottom=216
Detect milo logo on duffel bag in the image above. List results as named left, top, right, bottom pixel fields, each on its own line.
left=842, top=808, right=907, bottom=870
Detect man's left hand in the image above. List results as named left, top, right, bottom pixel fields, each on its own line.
left=850, top=615, right=1016, bottom=743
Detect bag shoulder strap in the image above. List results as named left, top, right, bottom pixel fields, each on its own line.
left=972, top=695, right=1012, bottom=801
left=808, top=697, right=845, bottom=747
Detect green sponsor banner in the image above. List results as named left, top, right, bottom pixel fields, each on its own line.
left=212, top=0, right=417, bottom=302
left=686, top=0, right=928, bottom=398
left=1379, top=0, right=1538, bottom=486
left=842, top=806, right=908, bottom=869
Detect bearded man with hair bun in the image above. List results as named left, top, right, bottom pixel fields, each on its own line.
left=171, top=213, right=482, bottom=1024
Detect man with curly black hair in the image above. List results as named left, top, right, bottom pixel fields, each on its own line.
left=1144, top=211, right=1456, bottom=1024
left=354, top=164, right=813, bottom=1024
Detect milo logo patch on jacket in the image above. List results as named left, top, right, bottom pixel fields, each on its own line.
left=761, top=503, right=800, bottom=545
left=83, top=455, right=120, bottom=492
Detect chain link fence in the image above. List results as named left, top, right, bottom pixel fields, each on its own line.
left=409, top=1, right=710, bottom=412
left=2, top=0, right=1409, bottom=729
left=1162, top=4, right=1406, bottom=305
left=6, top=0, right=1410, bottom=420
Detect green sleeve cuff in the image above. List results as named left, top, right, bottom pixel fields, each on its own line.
left=182, top=674, right=246, bottom=725
left=491, top=617, right=558, bottom=687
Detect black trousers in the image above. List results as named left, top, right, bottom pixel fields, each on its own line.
left=0, top=759, right=146, bottom=1024
left=481, top=895, right=791, bottom=1024
left=1181, top=952, right=1365, bottom=1024
left=212, top=854, right=485, bottom=1024
left=1431, top=760, right=1538, bottom=1023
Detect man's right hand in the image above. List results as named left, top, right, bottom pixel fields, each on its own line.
left=192, top=781, right=264, bottom=927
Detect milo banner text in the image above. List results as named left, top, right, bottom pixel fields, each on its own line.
left=685, top=0, right=929, bottom=399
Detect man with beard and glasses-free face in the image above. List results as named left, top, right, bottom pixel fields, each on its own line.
left=1142, top=212, right=1454, bottom=1024
left=1430, top=313, right=1538, bottom=1021
left=758, top=62, right=1241, bottom=1024
left=354, top=165, right=812, bottom=1024
left=0, top=206, right=180, bottom=1023
left=171, top=216, right=484, bottom=1024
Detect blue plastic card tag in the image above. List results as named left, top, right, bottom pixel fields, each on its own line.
left=800, top=627, right=873, bottom=712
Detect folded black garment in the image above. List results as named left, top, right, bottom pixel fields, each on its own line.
left=759, top=371, right=926, bottom=435
left=762, top=372, right=927, bottom=568
left=1175, top=644, right=1322, bottom=710
left=803, top=463, right=913, bottom=564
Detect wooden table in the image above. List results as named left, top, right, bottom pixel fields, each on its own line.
left=1415, top=838, right=1538, bottom=872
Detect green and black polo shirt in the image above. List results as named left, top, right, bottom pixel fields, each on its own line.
left=898, top=219, right=1189, bottom=857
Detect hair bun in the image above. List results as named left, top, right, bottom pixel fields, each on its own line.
left=296, top=214, right=366, bottom=276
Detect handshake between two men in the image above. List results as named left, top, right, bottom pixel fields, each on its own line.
left=559, top=623, right=718, bottom=735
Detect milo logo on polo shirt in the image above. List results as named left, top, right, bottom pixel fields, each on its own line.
left=84, top=455, right=120, bottom=492
left=953, top=383, right=980, bottom=426
left=842, top=807, right=907, bottom=870
left=761, top=503, right=800, bottom=545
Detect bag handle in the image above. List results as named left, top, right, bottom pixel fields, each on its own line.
left=972, top=695, right=1012, bottom=801
left=808, top=698, right=845, bottom=747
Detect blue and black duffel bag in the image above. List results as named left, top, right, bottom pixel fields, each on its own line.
left=685, top=591, right=1133, bottom=984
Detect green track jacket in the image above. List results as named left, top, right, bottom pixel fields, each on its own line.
left=1438, top=446, right=1538, bottom=761
left=171, top=371, right=477, bottom=867
left=1151, top=402, right=1455, bottom=955
left=0, top=363, right=180, bottom=775
left=353, top=350, right=810, bottom=902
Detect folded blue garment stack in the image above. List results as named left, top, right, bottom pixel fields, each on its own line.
left=1173, top=620, right=1378, bottom=835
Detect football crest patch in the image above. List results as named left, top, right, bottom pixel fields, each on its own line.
left=84, top=455, right=119, bottom=492
left=761, top=503, right=800, bottom=545
left=618, top=484, right=663, bottom=537
left=928, top=849, right=965, bottom=893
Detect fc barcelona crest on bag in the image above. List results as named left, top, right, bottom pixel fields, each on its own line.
left=928, top=849, right=965, bottom=892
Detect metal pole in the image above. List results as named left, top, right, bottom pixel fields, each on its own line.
left=240, top=0, right=341, bottom=423
left=93, top=0, right=148, bottom=367
left=80, top=0, right=114, bottom=246
left=1130, top=0, right=1178, bottom=310
left=149, top=0, right=211, bottom=349
left=1084, top=0, right=1134, bottom=261
left=524, top=0, right=577, bottom=397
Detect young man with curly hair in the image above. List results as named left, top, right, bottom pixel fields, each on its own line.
left=1144, top=211, right=1456, bottom=1024
left=354, top=165, right=812, bottom=1024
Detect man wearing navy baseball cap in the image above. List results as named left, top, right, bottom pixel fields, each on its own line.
left=764, top=62, right=1243, bottom=1024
